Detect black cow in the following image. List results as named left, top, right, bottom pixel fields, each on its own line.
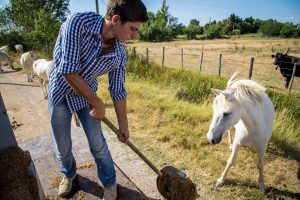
left=271, top=48, right=300, bottom=89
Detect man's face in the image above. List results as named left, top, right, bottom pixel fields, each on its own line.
left=112, top=15, right=143, bottom=42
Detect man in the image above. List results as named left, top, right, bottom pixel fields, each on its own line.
left=48, top=0, right=148, bottom=199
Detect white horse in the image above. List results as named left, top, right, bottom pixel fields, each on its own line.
left=20, top=51, right=38, bottom=82
left=15, top=44, right=23, bottom=54
left=0, top=51, right=13, bottom=72
left=207, top=72, right=275, bottom=192
left=33, top=59, right=53, bottom=99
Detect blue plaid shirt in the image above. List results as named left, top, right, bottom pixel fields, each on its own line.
left=49, top=12, right=127, bottom=112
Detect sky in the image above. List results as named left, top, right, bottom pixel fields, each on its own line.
left=0, top=0, right=299, bottom=25
left=67, top=0, right=300, bottom=25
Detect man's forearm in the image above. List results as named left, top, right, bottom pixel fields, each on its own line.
left=63, top=73, right=101, bottom=108
left=113, top=99, right=128, bottom=130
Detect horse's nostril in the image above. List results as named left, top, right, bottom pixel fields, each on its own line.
left=211, top=139, right=216, bottom=144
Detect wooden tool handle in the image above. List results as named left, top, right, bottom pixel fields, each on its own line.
left=102, top=117, right=162, bottom=176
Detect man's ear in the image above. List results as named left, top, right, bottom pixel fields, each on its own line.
left=111, top=15, right=121, bottom=26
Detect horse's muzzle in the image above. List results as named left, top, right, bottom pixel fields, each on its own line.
left=209, top=135, right=222, bottom=144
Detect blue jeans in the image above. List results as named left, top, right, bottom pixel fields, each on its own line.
left=48, top=99, right=116, bottom=188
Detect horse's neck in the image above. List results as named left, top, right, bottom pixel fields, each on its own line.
left=238, top=103, right=261, bottom=133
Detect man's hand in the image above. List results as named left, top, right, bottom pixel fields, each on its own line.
left=118, top=127, right=130, bottom=144
left=89, top=99, right=106, bottom=120
left=63, top=73, right=106, bottom=120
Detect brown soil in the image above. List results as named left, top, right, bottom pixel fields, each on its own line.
left=0, top=146, right=39, bottom=200
left=157, top=166, right=198, bottom=200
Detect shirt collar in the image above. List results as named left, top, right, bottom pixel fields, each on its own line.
left=91, top=15, right=104, bottom=35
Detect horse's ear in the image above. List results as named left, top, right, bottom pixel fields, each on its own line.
left=221, top=92, right=233, bottom=102
left=211, top=88, right=222, bottom=95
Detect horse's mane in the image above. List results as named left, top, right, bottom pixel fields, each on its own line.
left=226, top=72, right=267, bottom=105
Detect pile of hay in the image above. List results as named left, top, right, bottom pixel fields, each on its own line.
left=0, top=146, right=39, bottom=200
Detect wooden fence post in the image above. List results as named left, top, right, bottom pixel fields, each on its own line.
left=133, top=47, right=136, bottom=57
left=146, top=48, right=149, bottom=64
left=218, top=54, right=222, bottom=76
left=162, top=47, right=165, bottom=68
left=248, top=57, right=254, bottom=79
left=199, top=51, right=204, bottom=72
left=181, top=49, right=184, bottom=70
left=288, top=63, right=297, bottom=92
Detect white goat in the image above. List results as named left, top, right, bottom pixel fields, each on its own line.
left=15, top=44, right=23, bottom=54
left=20, top=51, right=38, bottom=82
left=0, top=45, right=9, bottom=54
left=33, top=59, right=53, bottom=99
left=0, top=51, right=13, bottom=72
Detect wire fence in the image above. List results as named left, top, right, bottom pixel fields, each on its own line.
left=129, top=46, right=300, bottom=92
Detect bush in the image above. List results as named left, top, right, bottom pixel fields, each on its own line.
left=280, top=23, right=299, bottom=38
left=204, top=24, right=222, bottom=39
left=126, top=53, right=227, bottom=102
left=259, top=19, right=283, bottom=37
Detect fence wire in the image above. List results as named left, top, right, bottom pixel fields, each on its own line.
left=130, top=46, right=300, bottom=91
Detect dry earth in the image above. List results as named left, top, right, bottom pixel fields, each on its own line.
left=0, top=66, right=163, bottom=199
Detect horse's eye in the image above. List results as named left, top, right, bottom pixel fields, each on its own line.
left=223, top=112, right=230, bottom=117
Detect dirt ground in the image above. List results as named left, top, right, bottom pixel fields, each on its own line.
left=0, top=66, right=163, bottom=199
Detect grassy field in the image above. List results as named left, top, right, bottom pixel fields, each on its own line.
left=127, top=36, right=300, bottom=91
left=98, top=54, right=300, bottom=200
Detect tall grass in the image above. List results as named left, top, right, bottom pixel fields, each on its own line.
left=127, top=53, right=227, bottom=103
left=97, top=53, right=300, bottom=199
left=127, top=53, right=300, bottom=161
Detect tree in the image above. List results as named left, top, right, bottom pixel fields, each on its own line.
left=9, top=0, right=69, bottom=32
left=0, top=6, right=16, bottom=32
left=139, top=0, right=175, bottom=41
left=229, top=13, right=242, bottom=24
left=28, top=9, right=61, bottom=57
left=189, top=19, right=200, bottom=26
left=205, top=23, right=221, bottom=39
left=0, top=0, right=69, bottom=52
left=0, top=6, right=24, bottom=49
left=185, top=19, right=203, bottom=39
left=280, top=23, right=298, bottom=38
left=259, top=19, right=283, bottom=37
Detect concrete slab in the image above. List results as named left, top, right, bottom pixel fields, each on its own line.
left=19, top=125, right=148, bottom=200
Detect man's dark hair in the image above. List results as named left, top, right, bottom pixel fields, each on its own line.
left=105, top=0, right=148, bottom=23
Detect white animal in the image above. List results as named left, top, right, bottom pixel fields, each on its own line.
left=15, top=44, right=23, bottom=54
left=20, top=51, right=38, bottom=82
left=207, top=72, right=275, bottom=192
left=33, top=59, right=53, bottom=99
left=0, top=45, right=9, bottom=54
left=0, top=51, right=13, bottom=72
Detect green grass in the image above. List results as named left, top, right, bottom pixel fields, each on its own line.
left=97, top=54, right=300, bottom=199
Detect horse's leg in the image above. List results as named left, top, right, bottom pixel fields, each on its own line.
left=0, top=64, right=3, bottom=72
left=39, top=78, right=46, bottom=97
left=227, top=130, right=232, bottom=151
left=43, top=80, right=48, bottom=99
left=215, top=143, right=240, bottom=187
left=38, top=77, right=47, bottom=99
left=45, top=81, right=49, bottom=99
left=285, top=76, right=291, bottom=89
left=256, top=144, right=268, bottom=192
left=30, top=71, right=33, bottom=82
left=27, top=72, right=30, bottom=82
